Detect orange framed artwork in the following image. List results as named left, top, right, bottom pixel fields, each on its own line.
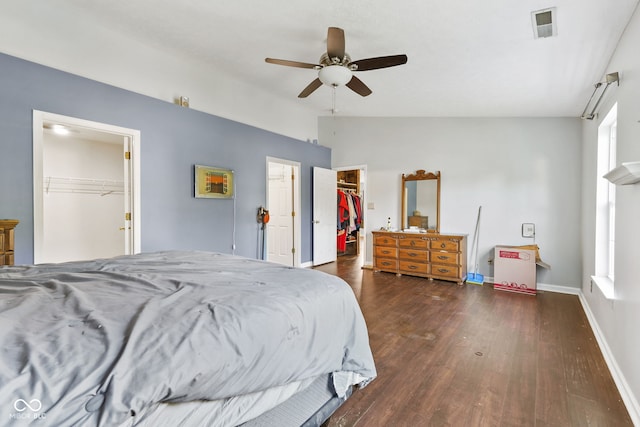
left=194, top=165, right=234, bottom=199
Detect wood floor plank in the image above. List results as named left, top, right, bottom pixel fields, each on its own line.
left=316, top=255, right=632, bottom=426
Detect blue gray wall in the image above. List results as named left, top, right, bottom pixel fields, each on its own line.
left=0, top=53, right=331, bottom=264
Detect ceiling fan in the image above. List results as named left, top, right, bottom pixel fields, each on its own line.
left=265, top=27, right=408, bottom=98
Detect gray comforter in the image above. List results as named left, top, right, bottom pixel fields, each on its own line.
left=0, top=251, right=376, bottom=426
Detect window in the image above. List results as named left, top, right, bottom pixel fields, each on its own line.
left=593, top=104, right=617, bottom=298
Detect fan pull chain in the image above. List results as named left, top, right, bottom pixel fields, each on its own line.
left=332, top=86, right=337, bottom=115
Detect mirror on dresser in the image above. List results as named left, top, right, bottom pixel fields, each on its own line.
left=401, top=170, right=440, bottom=232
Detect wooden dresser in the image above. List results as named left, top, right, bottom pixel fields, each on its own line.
left=0, top=219, right=19, bottom=266
left=372, top=230, right=467, bottom=284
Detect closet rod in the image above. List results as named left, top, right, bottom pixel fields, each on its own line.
left=44, top=176, right=124, bottom=196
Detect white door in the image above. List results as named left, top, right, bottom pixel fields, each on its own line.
left=33, top=111, right=141, bottom=263
left=313, top=167, right=337, bottom=265
left=266, top=159, right=300, bottom=267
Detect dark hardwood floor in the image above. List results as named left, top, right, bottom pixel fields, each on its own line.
left=314, top=254, right=633, bottom=427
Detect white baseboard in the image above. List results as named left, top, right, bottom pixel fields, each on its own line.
left=536, top=282, right=581, bottom=295
left=578, top=292, right=640, bottom=426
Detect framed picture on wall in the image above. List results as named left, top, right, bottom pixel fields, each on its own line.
left=194, top=165, right=234, bottom=199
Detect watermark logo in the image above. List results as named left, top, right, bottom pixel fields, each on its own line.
left=13, top=399, right=42, bottom=412
left=10, top=399, right=46, bottom=421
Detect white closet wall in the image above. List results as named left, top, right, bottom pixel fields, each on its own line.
left=42, top=133, right=124, bottom=263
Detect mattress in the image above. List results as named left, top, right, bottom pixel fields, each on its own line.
left=0, top=251, right=376, bottom=426
left=124, top=374, right=323, bottom=426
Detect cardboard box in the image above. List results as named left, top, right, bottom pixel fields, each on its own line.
left=494, top=246, right=538, bottom=295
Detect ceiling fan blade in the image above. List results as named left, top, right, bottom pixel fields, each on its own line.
left=265, top=58, right=320, bottom=69
left=350, top=54, right=408, bottom=71
left=346, top=76, right=372, bottom=97
left=327, top=27, right=345, bottom=60
left=298, top=78, right=323, bottom=98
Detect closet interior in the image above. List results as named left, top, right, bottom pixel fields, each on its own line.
left=337, top=169, right=362, bottom=256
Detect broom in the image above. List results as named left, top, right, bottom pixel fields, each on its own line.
left=467, top=206, right=484, bottom=285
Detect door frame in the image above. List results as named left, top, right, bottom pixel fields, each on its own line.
left=32, top=110, right=141, bottom=263
left=265, top=157, right=301, bottom=267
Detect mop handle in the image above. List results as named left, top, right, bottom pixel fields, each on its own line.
left=473, top=206, right=482, bottom=273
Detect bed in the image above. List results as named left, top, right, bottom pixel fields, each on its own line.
left=0, top=251, right=376, bottom=426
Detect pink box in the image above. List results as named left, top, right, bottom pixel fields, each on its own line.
left=493, top=246, right=537, bottom=295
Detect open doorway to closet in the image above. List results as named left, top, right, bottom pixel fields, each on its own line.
left=336, top=166, right=366, bottom=262
left=32, top=111, right=141, bottom=264
left=266, top=157, right=301, bottom=267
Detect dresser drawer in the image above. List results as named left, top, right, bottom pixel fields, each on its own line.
left=375, top=235, right=398, bottom=247
left=399, top=248, right=428, bottom=262
left=375, top=258, right=398, bottom=270
left=5, top=228, right=14, bottom=251
left=430, top=238, right=460, bottom=252
left=430, top=251, right=459, bottom=265
left=399, top=260, right=429, bottom=274
left=373, top=231, right=466, bottom=284
left=375, top=246, right=398, bottom=258
left=398, top=237, right=428, bottom=249
left=430, top=264, right=460, bottom=279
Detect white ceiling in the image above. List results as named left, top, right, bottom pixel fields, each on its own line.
left=3, top=0, right=639, bottom=120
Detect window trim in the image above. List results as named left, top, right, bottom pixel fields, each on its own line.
left=593, top=103, right=617, bottom=300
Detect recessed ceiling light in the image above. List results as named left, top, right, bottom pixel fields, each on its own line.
left=51, top=124, right=70, bottom=135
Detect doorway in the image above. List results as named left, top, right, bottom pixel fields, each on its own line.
left=32, top=111, right=141, bottom=263
left=266, top=157, right=301, bottom=267
left=335, top=165, right=366, bottom=262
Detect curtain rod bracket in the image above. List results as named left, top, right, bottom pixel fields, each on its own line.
left=580, top=72, right=619, bottom=120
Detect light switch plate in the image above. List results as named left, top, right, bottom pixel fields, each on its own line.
left=522, top=223, right=535, bottom=238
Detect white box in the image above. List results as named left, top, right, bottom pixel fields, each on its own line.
left=494, top=246, right=537, bottom=295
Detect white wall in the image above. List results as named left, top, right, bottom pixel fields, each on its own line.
left=43, top=135, right=124, bottom=262
left=0, top=3, right=319, bottom=142
left=319, top=117, right=582, bottom=288
left=580, top=4, right=640, bottom=424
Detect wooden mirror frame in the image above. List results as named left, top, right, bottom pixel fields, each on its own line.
left=401, top=170, right=441, bottom=232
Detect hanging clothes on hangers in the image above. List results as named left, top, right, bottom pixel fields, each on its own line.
left=337, top=189, right=362, bottom=252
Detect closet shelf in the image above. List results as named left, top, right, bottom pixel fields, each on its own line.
left=44, top=176, right=124, bottom=196
left=603, top=161, right=640, bottom=185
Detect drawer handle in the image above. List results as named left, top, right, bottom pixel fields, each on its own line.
left=438, top=268, right=450, bottom=273
left=440, top=243, right=446, bottom=248
left=383, top=250, right=391, bottom=254
left=410, top=241, right=416, bottom=246
left=382, top=261, right=393, bottom=266
left=437, top=255, right=448, bottom=260
left=409, top=253, right=417, bottom=257
left=408, top=265, right=418, bottom=270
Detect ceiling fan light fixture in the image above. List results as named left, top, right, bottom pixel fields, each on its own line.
left=265, top=27, right=407, bottom=98
left=318, top=65, right=352, bottom=87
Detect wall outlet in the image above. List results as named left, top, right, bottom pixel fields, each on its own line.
left=522, top=223, right=535, bottom=238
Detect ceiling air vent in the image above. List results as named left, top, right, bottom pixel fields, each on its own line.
left=531, top=7, right=557, bottom=39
